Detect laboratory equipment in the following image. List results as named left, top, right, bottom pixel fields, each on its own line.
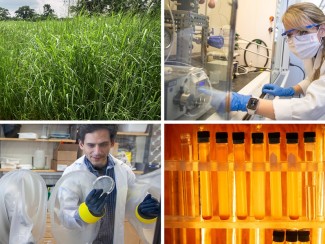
left=164, top=0, right=238, bottom=120
left=165, top=65, right=212, bottom=120
left=272, top=230, right=285, bottom=244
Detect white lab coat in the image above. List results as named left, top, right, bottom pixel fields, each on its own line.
left=62, top=155, right=136, bottom=244
left=0, top=170, right=47, bottom=244
left=273, top=47, right=325, bottom=120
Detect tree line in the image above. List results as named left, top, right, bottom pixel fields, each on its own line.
left=0, top=0, right=160, bottom=21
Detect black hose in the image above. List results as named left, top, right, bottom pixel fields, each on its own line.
left=244, top=39, right=269, bottom=68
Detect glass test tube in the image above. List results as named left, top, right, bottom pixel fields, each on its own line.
left=198, top=131, right=212, bottom=244
left=272, top=229, right=285, bottom=244
left=216, top=132, right=230, bottom=220
left=251, top=132, right=265, bottom=220
left=180, top=133, right=192, bottom=243
left=304, top=132, right=316, bottom=221
left=268, top=132, right=282, bottom=219
left=286, top=132, right=302, bottom=220
left=233, top=132, right=247, bottom=219
left=298, top=229, right=310, bottom=244
left=198, top=131, right=212, bottom=220
left=286, top=229, right=298, bottom=244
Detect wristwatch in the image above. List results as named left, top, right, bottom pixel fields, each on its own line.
left=246, top=97, right=259, bottom=115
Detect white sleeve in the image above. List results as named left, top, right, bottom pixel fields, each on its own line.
left=297, top=79, right=311, bottom=95
left=273, top=78, right=325, bottom=120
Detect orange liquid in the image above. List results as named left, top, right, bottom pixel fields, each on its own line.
left=269, top=144, right=282, bottom=219
left=216, top=143, right=230, bottom=220
left=234, top=143, right=247, bottom=219
left=199, top=142, right=212, bottom=220
left=251, top=143, right=265, bottom=220
left=287, top=143, right=301, bottom=220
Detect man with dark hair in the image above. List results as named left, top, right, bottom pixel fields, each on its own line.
left=60, top=124, right=159, bottom=243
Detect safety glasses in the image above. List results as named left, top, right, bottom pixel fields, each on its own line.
left=281, top=23, right=320, bottom=37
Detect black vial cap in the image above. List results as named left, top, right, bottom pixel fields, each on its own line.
left=268, top=132, right=280, bottom=144
left=232, top=132, right=245, bottom=144
left=272, top=229, right=285, bottom=242
left=286, top=132, right=298, bottom=144
left=286, top=229, right=298, bottom=242
left=298, top=229, right=310, bottom=242
left=215, top=132, right=228, bottom=143
left=304, top=132, right=316, bottom=143
left=197, top=131, right=210, bottom=143
left=252, top=132, right=263, bottom=144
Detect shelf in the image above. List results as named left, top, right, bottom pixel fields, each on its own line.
left=165, top=216, right=325, bottom=229
left=0, top=138, right=76, bottom=143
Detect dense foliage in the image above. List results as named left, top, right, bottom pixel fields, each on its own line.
left=0, top=12, right=161, bottom=120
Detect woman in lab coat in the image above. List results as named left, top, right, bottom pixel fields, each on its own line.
left=203, top=2, right=325, bottom=120
left=257, top=2, right=325, bottom=119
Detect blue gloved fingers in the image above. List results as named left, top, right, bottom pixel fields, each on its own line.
left=208, top=35, right=224, bottom=49
left=139, top=206, right=159, bottom=218
left=92, top=193, right=108, bottom=214
left=262, top=84, right=277, bottom=95
left=86, top=189, right=104, bottom=205
left=230, top=92, right=251, bottom=112
left=138, top=194, right=160, bottom=219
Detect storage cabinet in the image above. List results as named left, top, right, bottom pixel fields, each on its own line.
left=165, top=124, right=325, bottom=243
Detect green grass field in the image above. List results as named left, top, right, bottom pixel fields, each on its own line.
left=0, top=12, right=160, bottom=120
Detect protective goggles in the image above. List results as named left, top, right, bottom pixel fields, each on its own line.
left=281, top=23, right=320, bottom=37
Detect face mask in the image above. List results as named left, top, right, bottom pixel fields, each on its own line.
left=288, top=32, right=321, bottom=59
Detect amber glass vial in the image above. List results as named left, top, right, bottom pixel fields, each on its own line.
left=251, top=132, right=266, bottom=220
left=286, top=132, right=302, bottom=220
left=233, top=132, right=247, bottom=219
left=197, top=131, right=212, bottom=220
left=268, top=132, right=282, bottom=219
left=216, top=132, right=230, bottom=220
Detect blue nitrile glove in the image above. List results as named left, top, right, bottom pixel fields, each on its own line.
left=198, top=87, right=227, bottom=113
left=231, top=92, right=251, bottom=112
left=137, top=194, right=159, bottom=219
left=262, top=84, right=295, bottom=97
left=85, top=189, right=108, bottom=216
left=198, top=88, right=251, bottom=112
left=207, top=35, right=224, bottom=49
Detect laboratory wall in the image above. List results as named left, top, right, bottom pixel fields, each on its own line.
left=235, top=0, right=277, bottom=67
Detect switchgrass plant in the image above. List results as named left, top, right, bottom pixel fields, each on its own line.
left=0, top=12, right=160, bottom=120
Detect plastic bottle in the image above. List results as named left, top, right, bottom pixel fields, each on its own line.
left=272, top=229, right=285, bottom=243
left=268, top=132, right=282, bottom=219
left=233, top=132, right=247, bottom=219
left=216, top=132, right=230, bottom=220
left=286, top=132, right=302, bottom=220
left=251, top=132, right=265, bottom=220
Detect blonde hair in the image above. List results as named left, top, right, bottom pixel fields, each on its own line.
left=282, top=2, right=325, bottom=80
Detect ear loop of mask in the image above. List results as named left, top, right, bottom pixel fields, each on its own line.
left=314, top=27, right=324, bottom=70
